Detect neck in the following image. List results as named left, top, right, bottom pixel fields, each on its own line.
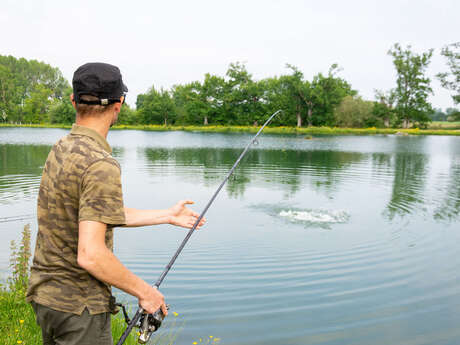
left=75, top=113, right=112, bottom=138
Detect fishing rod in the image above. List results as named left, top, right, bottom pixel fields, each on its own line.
left=116, top=109, right=282, bottom=345
left=0, top=214, right=35, bottom=223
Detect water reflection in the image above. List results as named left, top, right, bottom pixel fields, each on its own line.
left=0, top=144, right=50, bottom=176
left=140, top=144, right=460, bottom=223
left=384, top=152, right=429, bottom=220
left=434, top=160, right=460, bottom=221
left=0, top=137, right=458, bottom=224
left=142, top=148, right=367, bottom=198
left=0, top=144, right=50, bottom=204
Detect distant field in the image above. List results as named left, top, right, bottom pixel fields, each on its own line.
left=429, top=121, right=460, bottom=129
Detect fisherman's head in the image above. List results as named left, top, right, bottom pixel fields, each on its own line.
left=71, top=62, right=127, bottom=125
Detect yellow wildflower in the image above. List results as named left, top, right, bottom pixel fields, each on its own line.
left=17, top=341, right=23, bottom=344
left=209, top=336, right=214, bottom=338
left=193, top=342, right=197, bottom=344
left=19, top=320, right=24, bottom=324
left=173, top=312, right=179, bottom=317
left=15, top=329, right=19, bottom=332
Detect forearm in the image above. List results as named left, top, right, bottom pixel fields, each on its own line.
left=123, top=207, right=172, bottom=227
left=78, top=244, right=151, bottom=299
left=122, top=200, right=205, bottom=230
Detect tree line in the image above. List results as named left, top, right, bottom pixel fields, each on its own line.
left=1, top=42, right=459, bottom=128
left=0, top=55, right=70, bottom=124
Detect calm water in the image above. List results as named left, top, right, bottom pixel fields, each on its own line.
left=1, top=127, right=460, bottom=345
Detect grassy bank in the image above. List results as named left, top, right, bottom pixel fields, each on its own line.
left=0, top=123, right=72, bottom=129
left=1, top=123, right=460, bottom=136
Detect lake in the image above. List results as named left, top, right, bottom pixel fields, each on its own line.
left=1, top=127, right=460, bottom=345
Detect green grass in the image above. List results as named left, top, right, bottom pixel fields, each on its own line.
left=2, top=123, right=459, bottom=136
left=0, top=288, right=41, bottom=345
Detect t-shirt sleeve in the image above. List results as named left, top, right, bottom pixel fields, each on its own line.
left=79, top=158, right=126, bottom=226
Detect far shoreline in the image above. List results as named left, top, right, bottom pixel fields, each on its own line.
left=1, top=123, right=459, bottom=136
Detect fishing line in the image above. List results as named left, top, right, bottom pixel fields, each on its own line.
left=116, top=110, right=282, bottom=345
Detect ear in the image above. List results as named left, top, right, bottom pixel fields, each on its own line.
left=113, top=101, right=122, bottom=114
left=70, top=93, right=77, bottom=110
left=113, top=96, right=124, bottom=113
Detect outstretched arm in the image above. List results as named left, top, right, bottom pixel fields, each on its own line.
left=123, top=200, right=206, bottom=229
left=78, top=220, right=168, bottom=315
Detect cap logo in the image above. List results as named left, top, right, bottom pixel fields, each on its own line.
left=101, top=99, right=109, bottom=105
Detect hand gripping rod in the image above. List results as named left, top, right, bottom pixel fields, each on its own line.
left=116, top=110, right=281, bottom=345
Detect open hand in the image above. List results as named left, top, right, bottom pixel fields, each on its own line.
left=169, top=200, right=206, bottom=229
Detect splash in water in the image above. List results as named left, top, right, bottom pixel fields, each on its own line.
left=279, top=209, right=350, bottom=226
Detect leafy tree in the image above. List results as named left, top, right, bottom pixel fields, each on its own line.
left=223, top=62, right=257, bottom=125
left=280, top=64, right=310, bottom=127
left=253, top=63, right=354, bottom=128
left=172, top=82, right=207, bottom=125
left=116, top=103, right=138, bottom=125
left=388, top=44, right=433, bottom=128
left=310, top=64, right=356, bottom=126
left=0, top=65, right=16, bottom=122
left=201, top=73, right=225, bottom=125
left=238, top=78, right=267, bottom=126
left=0, top=55, right=69, bottom=123
left=22, top=84, right=53, bottom=123
left=334, top=95, right=375, bottom=127
left=137, top=86, right=175, bottom=125
left=374, top=89, right=396, bottom=127
left=262, top=76, right=297, bottom=126
left=49, top=88, right=74, bottom=124
left=437, top=42, right=460, bottom=105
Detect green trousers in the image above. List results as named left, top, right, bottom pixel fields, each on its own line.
left=31, top=302, right=113, bottom=345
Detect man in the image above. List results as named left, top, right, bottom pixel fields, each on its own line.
left=26, top=62, right=205, bottom=345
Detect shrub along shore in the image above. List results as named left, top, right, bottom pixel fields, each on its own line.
left=1, top=123, right=459, bottom=136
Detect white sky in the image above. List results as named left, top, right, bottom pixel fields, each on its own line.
left=1, top=0, right=458, bottom=109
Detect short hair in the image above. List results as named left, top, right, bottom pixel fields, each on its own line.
left=76, top=95, right=116, bottom=117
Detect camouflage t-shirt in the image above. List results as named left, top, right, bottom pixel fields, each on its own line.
left=26, top=124, right=126, bottom=315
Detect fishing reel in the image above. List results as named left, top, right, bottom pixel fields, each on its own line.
left=138, top=305, right=169, bottom=344
left=110, top=296, right=169, bottom=344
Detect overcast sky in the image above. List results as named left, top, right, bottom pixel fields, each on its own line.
left=1, top=0, right=458, bottom=109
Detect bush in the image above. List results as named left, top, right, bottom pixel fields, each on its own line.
left=334, top=96, right=377, bottom=128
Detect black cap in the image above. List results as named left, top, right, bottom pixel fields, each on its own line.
left=72, top=62, right=128, bottom=105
